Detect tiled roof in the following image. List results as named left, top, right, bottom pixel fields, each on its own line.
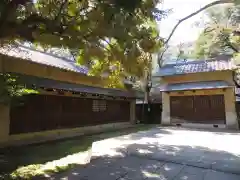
left=0, top=46, right=136, bottom=84
left=153, top=59, right=236, bottom=77
left=236, top=87, right=240, bottom=94
left=159, top=81, right=233, bottom=92
left=0, top=46, right=88, bottom=74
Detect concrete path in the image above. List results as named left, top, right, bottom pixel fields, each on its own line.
left=92, top=127, right=240, bottom=174
left=52, top=155, right=240, bottom=180
left=52, top=127, right=240, bottom=179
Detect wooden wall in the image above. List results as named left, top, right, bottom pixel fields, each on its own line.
left=10, top=94, right=130, bottom=134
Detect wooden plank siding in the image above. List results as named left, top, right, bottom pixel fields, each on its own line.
left=170, top=95, right=226, bottom=124
left=10, top=94, right=130, bottom=134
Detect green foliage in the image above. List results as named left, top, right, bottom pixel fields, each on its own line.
left=0, top=73, right=39, bottom=104
left=233, top=53, right=240, bottom=64
left=0, top=0, right=165, bottom=82
left=193, top=31, right=216, bottom=59
left=192, top=4, right=239, bottom=59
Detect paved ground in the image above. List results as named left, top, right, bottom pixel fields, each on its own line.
left=52, top=127, right=240, bottom=180
left=52, top=156, right=240, bottom=180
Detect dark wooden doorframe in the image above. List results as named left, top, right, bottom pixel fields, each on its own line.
left=170, top=95, right=226, bottom=124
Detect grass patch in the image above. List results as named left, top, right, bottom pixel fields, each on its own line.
left=0, top=124, right=157, bottom=179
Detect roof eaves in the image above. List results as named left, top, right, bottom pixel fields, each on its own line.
left=11, top=73, right=142, bottom=98
left=159, top=81, right=233, bottom=92
left=154, top=68, right=235, bottom=78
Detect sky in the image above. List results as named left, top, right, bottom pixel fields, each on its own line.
left=157, top=0, right=214, bottom=45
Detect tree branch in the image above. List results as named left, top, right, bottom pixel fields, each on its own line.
left=157, top=46, right=168, bottom=66
left=204, top=27, right=215, bottom=34
left=55, top=0, right=69, bottom=21
left=158, top=0, right=234, bottom=67
left=70, top=50, right=77, bottom=61
left=164, top=0, right=233, bottom=45
left=226, top=42, right=239, bottom=53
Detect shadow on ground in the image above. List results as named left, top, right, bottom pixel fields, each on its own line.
left=118, top=142, right=240, bottom=174
left=2, top=126, right=240, bottom=179
left=51, top=127, right=240, bottom=179
left=114, top=128, right=172, bottom=141
left=48, top=155, right=181, bottom=180
left=49, top=144, right=240, bottom=180
left=0, top=125, right=156, bottom=179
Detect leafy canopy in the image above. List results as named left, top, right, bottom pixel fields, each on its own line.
left=0, top=0, right=165, bottom=79
left=193, top=4, right=239, bottom=59
left=0, top=73, right=39, bottom=104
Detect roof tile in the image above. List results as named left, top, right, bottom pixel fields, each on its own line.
left=154, top=60, right=236, bottom=77
left=0, top=46, right=88, bottom=74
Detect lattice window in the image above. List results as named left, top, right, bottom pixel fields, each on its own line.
left=92, top=100, right=107, bottom=112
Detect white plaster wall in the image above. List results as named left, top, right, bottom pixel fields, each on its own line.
left=161, top=92, right=171, bottom=125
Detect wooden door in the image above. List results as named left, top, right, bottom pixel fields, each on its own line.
left=170, top=95, right=225, bottom=124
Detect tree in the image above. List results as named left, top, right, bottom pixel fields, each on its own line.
left=0, top=0, right=168, bottom=104
left=192, top=4, right=239, bottom=59
left=157, top=0, right=238, bottom=66
left=190, top=4, right=240, bottom=88
left=0, top=73, right=39, bottom=104
left=0, top=0, right=166, bottom=80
